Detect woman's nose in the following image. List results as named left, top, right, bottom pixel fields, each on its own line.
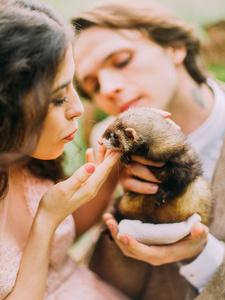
left=66, top=87, right=84, bottom=120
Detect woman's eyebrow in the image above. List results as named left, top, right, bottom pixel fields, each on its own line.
left=52, top=80, right=71, bottom=94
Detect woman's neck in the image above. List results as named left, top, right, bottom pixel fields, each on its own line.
left=6, top=167, right=33, bottom=250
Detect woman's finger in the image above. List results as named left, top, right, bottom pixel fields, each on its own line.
left=88, top=150, right=120, bottom=185
left=58, top=162, right=96, bottom=196
left=74, top=151, right=121, bottom=201
left=85, top=148, right=95, bottom=164
left=95, top=144, right=107, bottom=165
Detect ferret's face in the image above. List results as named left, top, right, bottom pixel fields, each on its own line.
left=99, top=126, right=138, bottom=153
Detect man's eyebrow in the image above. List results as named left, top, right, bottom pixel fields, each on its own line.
left=81, top=49, right=128, bottom=84
left=52, top=80, right=71, bottom=94
left=81, top=54, right=114, bottom=85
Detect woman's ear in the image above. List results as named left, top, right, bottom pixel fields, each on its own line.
left=167, top=46, right=187, bottom=65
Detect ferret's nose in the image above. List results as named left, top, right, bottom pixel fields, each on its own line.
left=98, top=138, right=103, bottom=145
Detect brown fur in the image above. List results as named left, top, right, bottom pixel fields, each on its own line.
left=100, top=107, right=212, bottom=225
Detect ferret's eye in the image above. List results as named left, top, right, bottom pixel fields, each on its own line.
left=112, top=133, right=118, bottom=140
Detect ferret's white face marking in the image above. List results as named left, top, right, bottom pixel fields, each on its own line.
left=101, top=123, right=139, bottom=153
left=101, top=131, right=124, bottom=151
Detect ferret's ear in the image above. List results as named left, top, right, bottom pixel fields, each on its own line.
left=125, top=128, right=137, bottom=141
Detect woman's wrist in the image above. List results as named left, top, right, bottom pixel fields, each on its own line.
left=32, top=207, right=59, bottom=240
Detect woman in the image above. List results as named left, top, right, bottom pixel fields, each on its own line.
left=0, top=0, right=131, bottom=299
left=72, top=0, right=225, bottom=299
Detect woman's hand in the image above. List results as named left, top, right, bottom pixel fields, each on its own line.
left=38, top=149, right=120, bottom=230
left=103, top=213, right=209, bottom=266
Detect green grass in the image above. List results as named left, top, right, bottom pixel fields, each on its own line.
left=208, top=63, right=225, bottom=82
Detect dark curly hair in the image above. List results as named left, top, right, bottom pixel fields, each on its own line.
left=0, top=0, right=74, bottom=199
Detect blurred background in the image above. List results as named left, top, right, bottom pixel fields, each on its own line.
left=42, top=0, right=225, bottom=174
left=43, top=0, right=225, bottom=26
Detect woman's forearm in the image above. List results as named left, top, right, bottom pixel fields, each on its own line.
left=6, top=211, right=57, bottom=300
left=73, top=165, right=120, bottom=238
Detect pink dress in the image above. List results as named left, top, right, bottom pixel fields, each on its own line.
left=0, top=169, right=130, bottom=300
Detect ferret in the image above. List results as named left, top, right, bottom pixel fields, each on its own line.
left=99, top=107, right=212, bottom=225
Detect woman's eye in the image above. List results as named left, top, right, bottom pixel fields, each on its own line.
left=53, top=96, right=68, bottom=106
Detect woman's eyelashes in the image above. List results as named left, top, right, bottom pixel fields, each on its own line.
left=52, top=96, right=68, bottom=106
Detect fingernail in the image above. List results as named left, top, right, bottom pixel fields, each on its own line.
left=147, top=185, right=158, bottom=193
left=84, top=163, right=95, bottom=174
left=164, top=111, right=172, bottom=118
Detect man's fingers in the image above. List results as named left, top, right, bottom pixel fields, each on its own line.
left=191, top=222, right=208, bottom=239
left=130, top=155, right=164, bottom=167
left=120, top=173, right=158, bottom=194
left=125, top=163, right=161, bottom=182
left=103, top=213, right=115, bottom=222
left=166, top=118, right=181, bottom=131
left=151, top=108, right=181, bottom=130
left=151, top=108, right=171, bottom=118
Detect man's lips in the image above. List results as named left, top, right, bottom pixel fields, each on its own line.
left=119, top=98, right=141, bottom=113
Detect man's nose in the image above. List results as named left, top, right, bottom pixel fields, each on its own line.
left=99, top=70, right=123, bottom=98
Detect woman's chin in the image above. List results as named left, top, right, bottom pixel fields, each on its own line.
left=29, top=149, right=64, bottom=160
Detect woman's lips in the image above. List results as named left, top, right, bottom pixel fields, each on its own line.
left=63, top=129, right=77, bottom=141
